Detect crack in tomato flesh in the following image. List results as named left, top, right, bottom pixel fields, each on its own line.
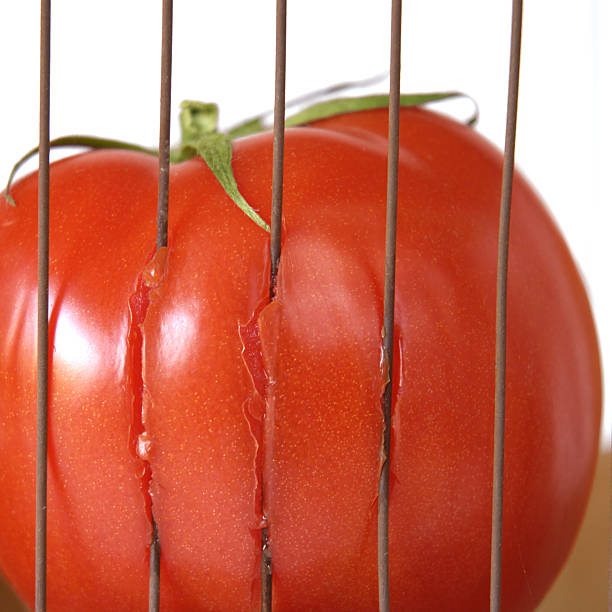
left=126, top=247, right=168, bottom=527
left=239, top=302, right=270, bottom=530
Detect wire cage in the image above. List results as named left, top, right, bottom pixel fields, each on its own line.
left=0, top=1, right=607, bottom=611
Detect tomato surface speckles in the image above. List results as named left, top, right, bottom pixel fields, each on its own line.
left=0, top=107, right=601, bottom=611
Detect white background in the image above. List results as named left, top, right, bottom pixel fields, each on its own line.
left=0, top=1, right=610, bottom=444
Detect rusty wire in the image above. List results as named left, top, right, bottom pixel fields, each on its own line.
left=30, top=1, right=531, bottom=610
left=378, top=1, right=402, bottom=611
left=262, top=1, right=288, bottom=609
left=269, top=0, right=287, bottom=299
left=149, top=0, right=174, bottom=610
left=35, top=1, right=51, bottom=611
left=489, top=0, right=523, bottom=610
left=156, top=0, right=173, bottom=252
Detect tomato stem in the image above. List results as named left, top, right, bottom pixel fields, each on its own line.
left=3, top=90, right=477, bottom=233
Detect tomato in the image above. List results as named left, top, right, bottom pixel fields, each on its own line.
left=0, top=106, right=601, bottom=611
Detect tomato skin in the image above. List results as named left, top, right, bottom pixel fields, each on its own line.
left=0, top=153, right=158, bottom=610
left=0, top=107, right=601, bottom=611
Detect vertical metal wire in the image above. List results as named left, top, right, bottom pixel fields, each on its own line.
left=262, top=1, right=287, bottom=607
left=156, top=0, right=173, bottom=251
left=260, top=528, right=272, bottom=612
left=489, top=1, right=522, bottom=610
left=378, top=1, right=402, bottom=610
left=148, top=521, right=161, bottom=612
left=149, top=1, right=173, bottom=610
left=269, top=0, right=287, bottom=298
left=35, top=2, right=51, bottom=611
left=25, top=4, right=536, bottom=612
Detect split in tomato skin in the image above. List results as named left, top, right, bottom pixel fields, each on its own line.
left=0, top=152, right=159, bottom=610
left=0, top=106, right=601, bottom=611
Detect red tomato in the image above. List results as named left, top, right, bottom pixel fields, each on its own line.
left=0, top=107, right=601, bottom=611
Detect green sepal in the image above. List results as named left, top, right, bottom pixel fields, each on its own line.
left=3, top=90, right=477, bottom=235
left=227, top=117, right=267, bottom=140
left=176, top=101, right=270, bottom=232
left=226, top=91, right=479, bottom=140
left=191, top=132, right=270, bottom=232
left=287, top=91, right=478, bottom=127
left=3, top=136, right=157, bottom=206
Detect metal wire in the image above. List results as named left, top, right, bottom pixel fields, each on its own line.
left=262, top=1, right=287, bottom=608
left=28, top=3, right=535, bottom=612
left=378, top=2, right=402, bottom=610
left=35, top=2, right=51, bottom=611
left=489, top=1, right=523, bottom=610
left=149, top=1, right=173, bottom=610
left=269, top=0, right=287, bottom=298
left=156, top=0, right=173, bottom=251
left=149, top=521, right=161, bottom=612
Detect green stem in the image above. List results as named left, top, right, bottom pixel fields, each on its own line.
left=4, top=91, right=477, bottom=234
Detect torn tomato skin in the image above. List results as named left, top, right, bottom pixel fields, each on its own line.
left=239, top=298, right=273, bottom=537
left=127, top=272, right=155, bottom=524
left=240, top=303, right=271, bottom=402
left=126, top=246, right=170, bottom=528
left=138, top=161, right=272, bottom=610
left=0, top=152, right=159, bottom=611
left=0, top=106, right=602, bottom=611
left=239, top=298, right=274, bottom=609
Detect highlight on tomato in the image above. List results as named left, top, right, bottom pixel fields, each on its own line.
left=0, top=94, right=601, bottom=611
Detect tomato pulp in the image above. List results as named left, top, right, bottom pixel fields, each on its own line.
left=0, top=107, right=601, bottom=611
